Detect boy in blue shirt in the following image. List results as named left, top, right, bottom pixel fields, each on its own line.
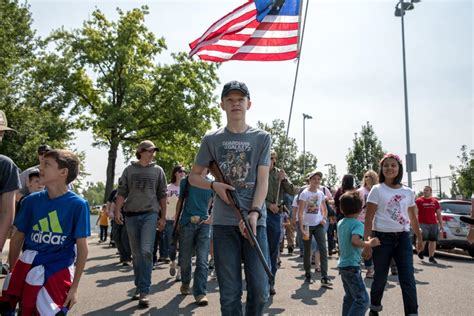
left=337, top=191, right=380, bottom=316
left=1, top=149, right=90, bottom=315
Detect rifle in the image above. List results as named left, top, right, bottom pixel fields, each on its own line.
left=208, top=161, right=274, bottom=282
left=171, top=178, right=189, bottom=246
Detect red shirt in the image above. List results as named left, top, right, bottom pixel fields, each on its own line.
left=415, top=197, right=440, bottom=224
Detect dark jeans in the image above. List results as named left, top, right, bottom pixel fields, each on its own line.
left=99, top=225, right=108, bottom=241
left=340, top=266, right=369, bottom=316
left=327, top=222, right=336, bottom=252
left=370, top=231, right=418, bottom=315
left=213, top=225, right=270, bottom=316
left=159, top=220, right=177, bottom=261
left=303, top=224, right=328, bottom=278
left=113, top=221, right=131, bottom=262
left=266, top=212, right=281, bottom=286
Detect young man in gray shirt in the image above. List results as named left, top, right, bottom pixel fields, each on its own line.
left=114, top=140, right=167, bottom=308
left=189, top=81, right=271, bottom=315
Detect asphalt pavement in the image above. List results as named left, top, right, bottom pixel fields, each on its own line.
left=1, top=237, right=473, bottom=315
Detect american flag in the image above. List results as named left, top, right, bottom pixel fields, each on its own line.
left=189, top=0, right=302, bottom=62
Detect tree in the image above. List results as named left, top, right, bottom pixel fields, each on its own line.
left=0, top=0, right=73, bottom=170
left=323, top=164, right=338, bottom=190
left=450, top=145, right=473, bottom=199
left=346, top=121, right=385, bottom=183
left=46, top=7, right=221, bottom=201
left=257, top=119, right=317, bottom=186
left=81, top=181, right=106, bottom=207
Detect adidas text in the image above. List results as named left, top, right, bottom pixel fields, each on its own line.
left=31, top=231, right=67, bottom=245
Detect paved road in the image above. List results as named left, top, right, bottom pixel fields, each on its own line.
left=2, top=238, right=473, bottom=315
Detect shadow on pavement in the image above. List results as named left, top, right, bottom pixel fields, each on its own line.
left=291, top=278, right=329, bottom=306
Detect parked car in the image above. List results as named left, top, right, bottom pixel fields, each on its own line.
left=438, top=199, right=473, bottom=257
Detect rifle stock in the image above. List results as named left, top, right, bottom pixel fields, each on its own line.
left=208, top=161, right=274, bottom=282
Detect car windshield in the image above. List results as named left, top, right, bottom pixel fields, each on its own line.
left=441, top=203, right=471, bottom=215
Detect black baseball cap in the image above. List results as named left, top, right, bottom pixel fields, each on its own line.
left=37, top=144, right=52, bottom=155
left=221, top=81, right=250, bottom=100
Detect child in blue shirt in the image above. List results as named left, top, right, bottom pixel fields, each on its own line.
left=1, top=149, right=90, bottom=315
left=337, top=191, right=380, bottom=316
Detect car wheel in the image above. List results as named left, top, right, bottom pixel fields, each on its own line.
left=468, top=249, right=474, bottom=258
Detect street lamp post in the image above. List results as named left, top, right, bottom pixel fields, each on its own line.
left=428, top=163, right=432, bottom=187
left=394, top=0, right=420, bottom=188
left=302, top=113, right=313, bottom=176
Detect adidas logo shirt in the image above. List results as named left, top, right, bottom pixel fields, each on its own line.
left=14, top=190, right=91, bottom=256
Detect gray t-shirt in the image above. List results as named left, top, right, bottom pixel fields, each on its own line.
left=0, top=155, right=21, bottom=194
left=117, top=162, right=168, bottom=214
left=194, top=127, right=271, bottom=226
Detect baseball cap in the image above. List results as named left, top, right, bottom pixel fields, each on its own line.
left=136, top=140, right=159, bottom=153
left=37, top=144, right=52, bottom=155
left=306, top=170, right=323, bottom=180
left=221, top=81, right=250, bottom=100
left=0, top=110, right=16, bottom=132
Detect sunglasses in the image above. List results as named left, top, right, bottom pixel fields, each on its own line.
left=38, top=151, right=49, bottom=155
left=178, top=170, right=186, bottom=173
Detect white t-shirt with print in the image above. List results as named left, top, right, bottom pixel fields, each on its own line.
left=299, top=188, right=326, bottom=226
left=367, top=183, right=416, bottom=232
left=167, top=183, right=180, bottom=220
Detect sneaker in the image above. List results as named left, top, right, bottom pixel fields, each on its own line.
left=391, top=266, right=398, bottom=276
left=321, top=277, right=333, bottom=288
left=269, top=287, right=276, bottom=296
left=366, top=267, right=374, bottom=279
left=170, top=260, right=176, bottom=276
left=429, top=256, right=438, bottom=264
left=209, top=269, right=217, bottom=280
left=304, top=272, right=312, bottom=284
left=418, top=251, right=424, bottom=260
left=288, top=246, right=294, bottom=254
left=208, top=259, right=215, bottom=270
left=175, top=267, right=181, bottom=282
left=158, top=256, right=170, bottom=263
left=152, top=261, right=158, bottom=270
left=131, top=291, right=140, bottom=300
left=122, top=261, right=131, bottom=267
left=369, top=310, right=379, bottom=316
left=138, top=293, right=149, bottom=307
left=195, top=295, right=209, bottom=306
left=180, top=283, right=191, bottom=295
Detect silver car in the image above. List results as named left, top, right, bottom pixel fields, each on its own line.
left=438, top=200, right=473, bottom=258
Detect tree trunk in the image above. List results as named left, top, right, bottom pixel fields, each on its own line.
left=103, top=136, right=120, bottom=203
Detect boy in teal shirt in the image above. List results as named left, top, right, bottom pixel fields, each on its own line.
left=337, top=192, right=380, bottom=316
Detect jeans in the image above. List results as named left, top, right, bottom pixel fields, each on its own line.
left=340, top=266, right=369, bottom=316
left=125, top=211, right=158, bottom=295
left=213, top=225, right=270, bottom=316
left=159, top=220, right=177, bottom=261
left=113, top=221, right=131, bottom=262
left=370, top=231, right=418, bottom=315
left=303, top=224, right=328, bottom=278
left=266, top=212, right=281, bottom=285
left=179, top=222, right=211, bottom=297
left=327, top=222, right=336, bottom=252
left=99, top=225, right=108, bottom=241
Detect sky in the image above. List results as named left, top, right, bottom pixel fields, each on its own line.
left=27, top=0, right=473, bottom=193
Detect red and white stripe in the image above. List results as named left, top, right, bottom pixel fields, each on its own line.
left=189, top=2, right=300, bottom=62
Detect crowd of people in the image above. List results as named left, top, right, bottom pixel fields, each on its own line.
left=0, top=79, right=473, bottom=316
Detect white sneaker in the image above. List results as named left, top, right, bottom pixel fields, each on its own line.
left=209, top=269, right=217, bottom=280
left=170, top=260, right=176, bottom=276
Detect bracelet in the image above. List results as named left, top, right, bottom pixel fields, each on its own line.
left=210, top=181, right=215, bottom=191
left=249, top=207, right=262, bottom=220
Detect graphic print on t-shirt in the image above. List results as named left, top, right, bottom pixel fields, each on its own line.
left=31, top=210, right=67, bottom=245
left=306, top=195, right=320, bottom=214
left=386, top=194, right=409, bottom=225
left=218, top=141, right=253, bottom=191
left=130, top=173, right=157, bottom=191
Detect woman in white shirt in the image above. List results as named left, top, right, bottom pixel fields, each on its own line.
left=362, top=154, right=423, bottom=316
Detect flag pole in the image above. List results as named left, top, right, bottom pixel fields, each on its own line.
left=281, top=0, right=310, bottom=168
left=276, top=0, right=310, bottom=201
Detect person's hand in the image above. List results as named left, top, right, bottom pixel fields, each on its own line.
left=330, top=216, right=337, bottom=224
left=202, top=216, right=212, bottom=225
left=321, top=218, right=327, bottom=226
left=239, top=212, right=258, bottom=240
left=368, top=236, right=380, bottom=247
left=278, top=169, right=287, bottom=181
left=114, top=212, right=124, bottom=225
left=362, top=247, right=373, bottom=260
left=416, top=235, right=424, bottom=253
left=158, top=218, right=166, bottom=232
left=64, top=288, right=78, bottom=310
left=213, top=182, right=235, bottom=204
left=467, top=227, right=474, bottom=244
left=269, top=203, right=279, bottom=214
